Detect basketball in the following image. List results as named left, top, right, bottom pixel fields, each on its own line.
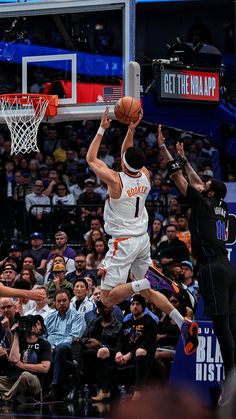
left=114, top=96, right=142, bottom=125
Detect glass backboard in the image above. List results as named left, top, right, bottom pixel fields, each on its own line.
left=0, top=0, right=138, bottom=122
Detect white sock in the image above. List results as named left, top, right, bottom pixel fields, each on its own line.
left=131, top=278, right=150, bottom=293
left=169, top=308, right=184, bottom=330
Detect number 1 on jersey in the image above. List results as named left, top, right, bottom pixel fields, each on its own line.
left=135, top=197, right=140, bottom=217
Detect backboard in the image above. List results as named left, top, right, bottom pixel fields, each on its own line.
left=0, top=0, right=140, bottom=122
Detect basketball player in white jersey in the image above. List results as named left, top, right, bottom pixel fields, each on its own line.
left=86, top=106, right=198, bottom=356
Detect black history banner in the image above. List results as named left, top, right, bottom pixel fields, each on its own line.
left=169, top=320, right=224, bottom=406
left=160, top=68, right=220, bottom=103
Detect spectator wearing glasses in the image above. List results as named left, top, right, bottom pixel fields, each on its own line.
left=0, top=298, right=18, bottom=356
left=52, top=181, right=76, bottom=225
left=25, top=180, right=51, bottom=233
left=52, top=181, right=75, bottom=207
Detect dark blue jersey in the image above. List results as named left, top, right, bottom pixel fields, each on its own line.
left=187, top=185, right=228, bottom=261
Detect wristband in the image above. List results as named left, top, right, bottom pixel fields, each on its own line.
left=97, top=126, right=105, bottom=136
left=159, top=144, right=165, bottom=149
left=166, top=160, right=181, bottom=176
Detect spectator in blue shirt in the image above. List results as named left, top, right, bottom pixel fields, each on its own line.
left=44, top=289, right=86, bottom=401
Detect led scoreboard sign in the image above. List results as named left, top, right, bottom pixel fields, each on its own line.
left=154, top=66, right=220, bottom=104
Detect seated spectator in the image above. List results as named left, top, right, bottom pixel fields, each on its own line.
left=25, top=180, right=51, bottom=233
left=25, top=286, right=55, bottom=319
left=28, top=158, right=40, bottom=185
left=0, top=315, right=51, bottom=404
left=84, top=274, right=96, bottom=300
left=16, top=268, right=37, bottom=289
left=84, top=229, right=105, bottom=255
left=98, top=143, right=114, bottom=168
left=70, top=300, right=122, bottom=402
left=44, top=290, right=86, bottom=401
left=64, top=149, right=79, bottom=171
left=65, top=253, right=96, bottom=284
left=114, top=294, right=158, bottom=401
left=77, top=178, right=103, bottom=223
left=86, top=238, right=108, bottom=270
left=0, top=298, right=18, bottom=354
left=52, top=181, right=76, bottom=224
left=156, top=224, right=190, bottom=266
left=149, top=217, right=167, bottom=259
left=0, top=264, right=18, bottom=288
left=43, top=170, right=59, bottom=199
left=69, top=174, right=83, bottom=201
left=47, top=231, right=77, bottom=261
left=7, top=244, right=23, bottom=272
left=83, top=217, right=105, bottom=241
left=147, top=173, right=163, bottom=202
left=45, top=263, right=73, bottom=308
left=22, top=232, right=50, bottom=272
left=16, top=255, right=45, bottom=285
left=94, top=180, right=108, bottom=201
left=168, top=197, right=182, bottom=217
left=45, top=253, right=75, bottom=283
left=70, top=279, right=94, bottom=315
left=176, top=214, right=192, bottom=255
left=180, top=261, right=199, bottom=302
left=85, top=285, right=123, bottom=326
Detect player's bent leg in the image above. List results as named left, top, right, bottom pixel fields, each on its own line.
left=101, top=279, right=150, bottom=307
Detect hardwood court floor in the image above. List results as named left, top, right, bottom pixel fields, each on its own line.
left=0, top=397, right=112, bottom=419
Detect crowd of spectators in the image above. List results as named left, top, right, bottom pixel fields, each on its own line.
left=0, top=114, right=227, bottom=405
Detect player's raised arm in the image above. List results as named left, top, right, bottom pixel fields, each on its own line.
left=86, top=106, right=117, bottom=184
left=121, top=110, right=143, bottom=158
left=176, top=142, right=205, bottom=190
left=157, top=124, right=188, bottom=196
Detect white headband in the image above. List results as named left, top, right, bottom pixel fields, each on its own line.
left=123, top=152, right=139, bottom=173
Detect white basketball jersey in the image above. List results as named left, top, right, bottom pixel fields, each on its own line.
left=104, top=171, right=150, bottom=237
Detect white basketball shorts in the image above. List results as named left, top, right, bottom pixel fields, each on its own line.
left=100, top=232, right=152, bottom=290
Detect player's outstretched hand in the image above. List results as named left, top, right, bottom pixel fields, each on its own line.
left=101, top=106, right=112, bottom=130
left=157, top=124, right=165, bottom=147
left=129, top=108, right=143, bottom=131
left=29, top=288, right=45, bottom=301
left=176, top=142, right=186, bottom=159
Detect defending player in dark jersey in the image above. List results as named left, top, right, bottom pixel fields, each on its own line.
left=158, top=125, right=236, bottom=407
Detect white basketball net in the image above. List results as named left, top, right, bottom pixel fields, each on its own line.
left=0, top=95, right=49, bottom=155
